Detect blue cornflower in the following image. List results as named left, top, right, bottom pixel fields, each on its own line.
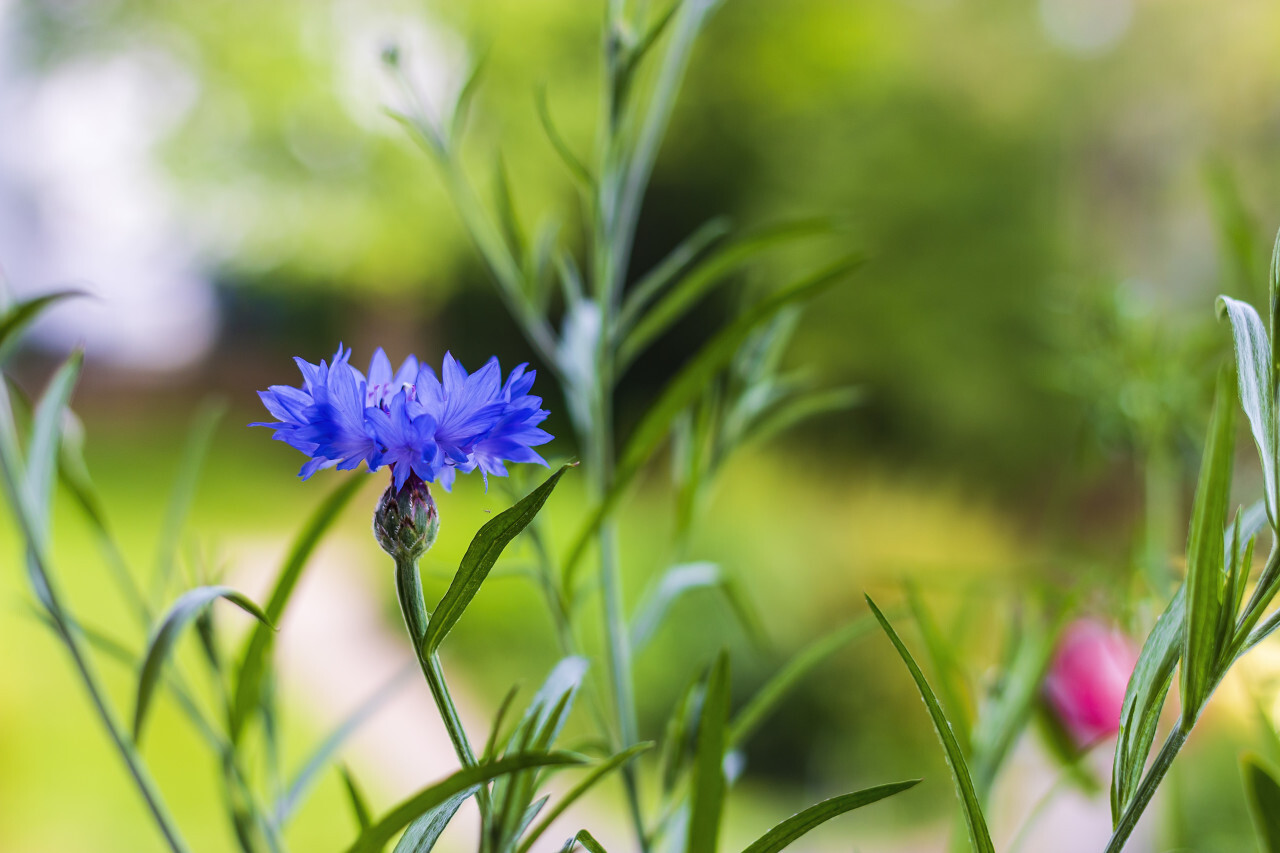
left=253, top=346, right=552, bottom=490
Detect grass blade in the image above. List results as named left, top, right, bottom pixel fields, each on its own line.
left=392, top=789, right=472, bottom=853
left=559, top=830, right=608, bottom=853
left=25, top=352, right=83, bottom=543
left=563, top=256, right=863, bottom=592
left=1217, top=296, right=1275, bottom=522
left=340, top=765, right=373, bottom=832
left=1181, top=369, right=1236, bottom=721
left=150, top=400, right=225, bottom=602
left=230, top=474, right=365, bottom=741
left=867, top=596, right=995, bottom=853
left=517, top=742, right=653, bottom=853
left=422, top=464, right=572, bottom=653
left=729, top=613, right=879, bottom=748
left=687, top=651, right=731, bottom=853
left=0, top=290, right=82, bottom=363
left=618, top=217, right=732, bottom=332
left=740, top=780, right=921, bottom=853
left=344, top=753, right=584, bottom=853
left=1244, top=754, right=1280, bottom=852
left=275, top=663, right=416, bottom=825
left=631, top=562, right=765, bottom=653
left=904, top=584, right=973, bottom=755
left=135, top=586, right=271, bottom=743
left=617, top=220, right=834, bottom=371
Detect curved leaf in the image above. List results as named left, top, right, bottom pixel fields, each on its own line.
left=230, top=474, right=365, bottom=741
left=1244, top=754, right=1280, bottom=852
left=135, top=586, right=271, bottom=743
left=687, top=651, right=731, bottom=853
left=867, top=596, right=994, bottom=853
left=392, top=789, right=472, bottom=853
left=0, top=290, right=83, bottom=364
left=344, top=753, right=584, bottom=853
left=517, top=742, right=653, bottom=853
left=1217, top=296, right=1275, bottom=522
left=423, top=464, right=572, bottom=653
left=739, top=780, right=920, bottom=853
left=563, top=256, right=863, bottom=592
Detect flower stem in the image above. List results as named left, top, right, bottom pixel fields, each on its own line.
left=393, top=555, right=490, bottom=820
left=1105, top=722, right=1188, bottom=853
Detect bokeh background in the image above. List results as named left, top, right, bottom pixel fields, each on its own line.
left=5, top=0, right=1280, bottom=850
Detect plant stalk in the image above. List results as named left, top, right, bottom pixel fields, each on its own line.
left=1105, top=722, right=1188, bottom=853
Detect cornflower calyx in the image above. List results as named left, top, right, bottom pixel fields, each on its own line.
left=253, top=346, right=553, bottom=491
left=373, top=474, right=440, bottom=560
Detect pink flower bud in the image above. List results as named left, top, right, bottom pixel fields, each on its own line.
left=1043, top=619, right=1138, bottom=748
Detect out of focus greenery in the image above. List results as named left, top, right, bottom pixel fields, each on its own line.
left=8, top=0, right=1280, bottom=850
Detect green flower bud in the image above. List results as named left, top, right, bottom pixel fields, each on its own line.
left=373, top=475, right=440, bottom=560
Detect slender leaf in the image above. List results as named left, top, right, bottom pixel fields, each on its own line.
left=662, top=670, right=706, bottom=793
left=730, top=613, right=879, bottom=748
left=340, top=766, right=373, bottom=832
left=619, top=217, right=732, bottom=332
left=534, top=85, right=593, bottom=189
left=493, top=154, right=525, bottom=264
left=392, top=789, right=473, bottom=853
left=1217, top=296, right=1275, bottom=522
left=564, top=257, right=863, bottom=590
left=24, top=352, right=83, bottom=543
left=135, top=586, right=271, bottom=742
left=344, top=753, right=584, bottom=853
left=631, top=562, right=765, bottom=653
left=422, top=464, right=572, bottom=653
left=904, top=584, right=973, bottom=755
left=740, top=780, right=921, bottom=853
left=617, top=220, right=835, bottom=371
left=867, top=596, right=995, bottom=853
left=485, top=684, right=523, bottom=762
left=151, top=400, right=225, bottom=600
left=517, top=742, right=653, bottom=853
left=738, top=385, right=863, bottom=450
left=276, top=663, right=416, bottom=824
left=1244, top=754, right=1280, bottom=852
left=559, top=830, right=608, bottom=853
left=1112, top=497, right=1268, bottom=819
left=687, top=651, right=731, bottom=853
left=0, top=290, right=82, bottom=364
left=449, top=48, right=489, bottom=144
left=230, top=474, right=365, bottom=741
left=1182, top=369, right=1236, bottom=721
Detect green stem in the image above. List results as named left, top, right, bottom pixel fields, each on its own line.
left=1105, top=723, right=1188, bottom=853
left=393, top=556, right=491, bottom=822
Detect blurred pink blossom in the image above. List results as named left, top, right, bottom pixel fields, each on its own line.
left=1043, top=619, right=1138, bottom=747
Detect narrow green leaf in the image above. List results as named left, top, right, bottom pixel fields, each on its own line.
left=423, top=464, right=572, bottom=653
left=661, top=670, right=705, bottom=793
left=730, top=613, right=879, bottom=748
left=150, top=399, right=225, bottom=601
left=1113, top=497, right=1269, bottom=820
left=25, top=352, right=83, bottom=544
left=1270, top=225, right=1280, bottom=362
left=0, top=290, right=82, bottom=364
left=619, top=217, right=732, bottom=332
left=230, top=474, right=364, bottom=741
left=740, top=780, right=920, bottom=853
left=392, top=789, right=472, bottom=853
left=617, top=220, right=836, bottom=371
left=485, top=684, right=523, bottom=763
left=1203, top=158, right=1261, bottom=299
left=687, top=651, right=731, bottom=853
left=1181, top=369, right=1235, bottom=723
left=340, top=766, right=373, bottom=832
left=867, top=596, right=995, bottom=853
left=559, top=830, right=608, bottom=853
left=135, top=585, right=271, bottom=743
left=493, top=154, right=525, bottom=264
left=563, top=257, right=862, bottom=591
left=904, top=584, right=973, bottom=756
left=534, top=85, right=593, bottom=189
left=449, top=48, right=489, bottom=145
left=631, top=562, right=766, bottom=653
left=517, top=742, right=653, bottom=853
left=737, top=385, right=863, bottom=450
left=1217, top=296, right=1275, bottom=522
left=275, top=664, right=416, bottom=825
left=1244, top=754, right=1280, bottom=852
left=344, top=753, right=584, bottom=853
left=970, top=612, right=1063, bottom=799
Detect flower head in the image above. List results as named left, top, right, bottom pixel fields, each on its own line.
left=253, top=346, right=552, bottom=490
left=1042, top=618, right=1137, bottom=748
